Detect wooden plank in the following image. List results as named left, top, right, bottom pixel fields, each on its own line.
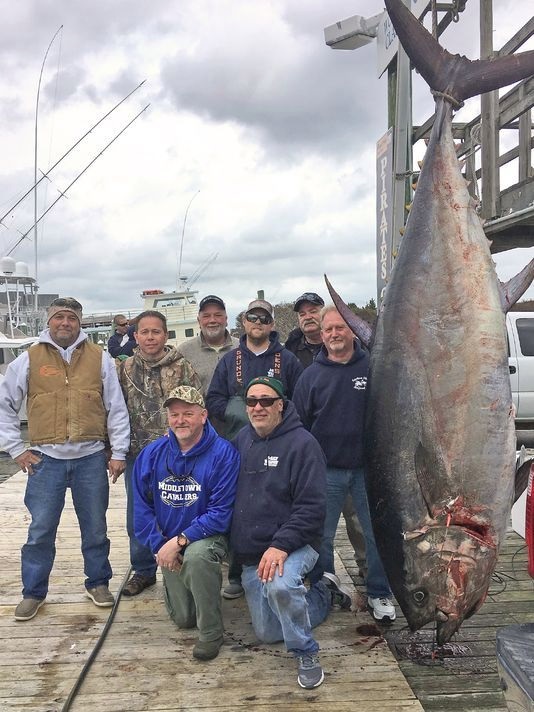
left=335, top=519, right=534, bottom=712
left=0, top=471, right=423, bottom=712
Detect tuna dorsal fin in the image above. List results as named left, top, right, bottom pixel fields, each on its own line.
left=384, top=0, right=534, bottom=102
left=499, top=258, right=534, bottom=313
left=324, top=274, right=374, bottom=349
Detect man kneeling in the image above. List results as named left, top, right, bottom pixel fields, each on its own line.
left=230, top=377, right=350, bottom=689
left=133, top=386, right=239, bottom=660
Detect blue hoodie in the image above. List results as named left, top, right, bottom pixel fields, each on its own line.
left=230, top=401, right=326, bottom=566
left=133, top=420, right=239, bottom=554
left=292, top=342, right=369, bottom=469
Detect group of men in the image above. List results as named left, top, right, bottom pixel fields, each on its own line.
left=0, top=289, right=395, bottom=690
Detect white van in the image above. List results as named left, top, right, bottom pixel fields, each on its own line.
left=507, top=312, right=534, bottom=439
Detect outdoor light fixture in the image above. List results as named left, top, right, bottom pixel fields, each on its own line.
left=324, top=13, right=383, bottom=51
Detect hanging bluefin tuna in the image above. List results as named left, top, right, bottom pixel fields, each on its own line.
left=327, top=0, right=534, bottom=643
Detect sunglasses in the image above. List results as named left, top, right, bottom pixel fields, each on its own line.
left=245, top=396, right=281, bottom=408
left=50, top=297, right=82, bottom=310
left=245, top=312, right=272, bottom=325
left=117, top=322, right=128, bottom=327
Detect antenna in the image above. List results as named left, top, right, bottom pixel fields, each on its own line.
left=177, top=190, right=200, bottom=286
left=187, top=252, right=218, bottom=289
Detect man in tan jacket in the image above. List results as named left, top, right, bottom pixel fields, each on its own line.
left=0, top=297, right=130, bottom=621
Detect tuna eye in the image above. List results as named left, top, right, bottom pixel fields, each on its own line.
left=413, top=590, right=427, bottom=605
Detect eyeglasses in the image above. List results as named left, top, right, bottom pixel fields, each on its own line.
left=117, top=322, right=128, bottom=327
left=245, top=396, right=281, bottom=408
left=245, top=312, right=272, bottom=325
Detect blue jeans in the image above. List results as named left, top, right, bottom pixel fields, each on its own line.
left=241, top=545, right=330, bottom=656
left=125, top=455, right=157, bottom=578
left=21, top=450, right=112, bottom=599
left=319, top=467, right=392, bottom=599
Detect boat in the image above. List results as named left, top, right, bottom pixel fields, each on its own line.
left=82, top=286, right=200, bottom=350
left=139, top=287, right=199, bottom=346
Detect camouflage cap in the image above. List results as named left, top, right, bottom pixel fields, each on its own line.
left=163, top=385, right=205, bottom=409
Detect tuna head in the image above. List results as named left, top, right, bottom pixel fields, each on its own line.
left=399, top=524, right=497, bottom=644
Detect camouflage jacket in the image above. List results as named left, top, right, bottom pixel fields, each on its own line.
left=118, top=345, right=201, bottom=456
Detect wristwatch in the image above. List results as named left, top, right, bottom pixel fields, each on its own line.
left=177, top=533, right=189, bottom=549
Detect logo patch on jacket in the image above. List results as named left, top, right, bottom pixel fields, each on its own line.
left=352, top=377, right=367, bottom=390
left=158, top=475, right=201, bottom=507
left=263, top=456, right=279, bottom=468
left=40, top=364, right=62, bottom=377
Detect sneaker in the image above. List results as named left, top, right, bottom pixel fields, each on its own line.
left=367, top=596, right=396, bottom=623
left=86, top=585, right=115, bottom=608
left=15, top=597, right=45, bottom=621
left=122, top=573, right=157, bottom=597
left=222, top=582, right=244, bottom=599
left=322, top=572, right=352, bottom=610
left=297, top=654, right=324, bottom=689
left=193, top=636, right=224, bottom=661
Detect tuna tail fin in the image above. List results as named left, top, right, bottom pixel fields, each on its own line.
left=324, top=275, right=374, bottom=349
left=499, top=258, right=534, bottom=312
left=384, top=0, right=534, bottom=102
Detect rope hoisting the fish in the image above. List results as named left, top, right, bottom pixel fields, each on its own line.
left=430, top=89, right=464, bottom=110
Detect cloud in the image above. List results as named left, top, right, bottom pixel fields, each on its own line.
left=0, top=0, right=531, bottom=328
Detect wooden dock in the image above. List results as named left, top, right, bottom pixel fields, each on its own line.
left=336, top=520, right=534, bottom=712
left=0, top=471, right=422, bottom=712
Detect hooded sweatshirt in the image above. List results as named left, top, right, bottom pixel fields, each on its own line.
left=0, top=328, right=129, bottom=460
left=119, top=345, right=201, bottom=456
left=206, top=331, right=303, bottom=420
left=292, top=341, right=369, bottom=469
left=230, top=401, right=326, bottom=566
left=133, top=420, right=239, bottom=554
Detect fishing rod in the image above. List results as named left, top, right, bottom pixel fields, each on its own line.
left=0, top=79, right=147, bottom=227
left=6, top=103, right=150, bottom=256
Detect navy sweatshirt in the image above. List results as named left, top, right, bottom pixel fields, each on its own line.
left=292, top=342, right=369, bottom=469
left=206, top=331, right=303, bottom=419
left=230, top=401, right=326, bottom=566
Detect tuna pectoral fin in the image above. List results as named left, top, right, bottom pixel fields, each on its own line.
left=324, top=274, right=375, bottom=349
left=499, top=259, right=534, bottom=312
left=415, top=442, right=439, bottom=519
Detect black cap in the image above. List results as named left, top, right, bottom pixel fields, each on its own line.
left=199, top=295, right=226, bottom=312
left=293, top=292, right=325, bottom=312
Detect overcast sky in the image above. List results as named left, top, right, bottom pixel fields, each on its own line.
left=0, top=0, right=532, bottom=325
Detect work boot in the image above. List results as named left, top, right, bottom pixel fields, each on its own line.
left=122, top=573, right=157, bottom=597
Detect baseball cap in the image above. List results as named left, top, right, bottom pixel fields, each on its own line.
left=293, top=292, right=325, bottom=312
left=247, top=299, right=274, bottom=317
left=199, top=295, right=225, bottom=311
left=163, top=385, right=205, bottom=408
left=245, top=376, right=285, bottom=400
